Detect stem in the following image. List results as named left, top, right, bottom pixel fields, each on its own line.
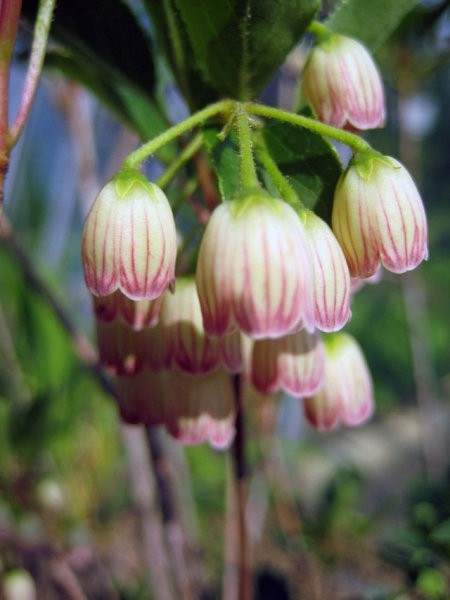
left=123, top=99, right=235, bottom=170
left=231, top=375, right=252, bottom=600
left=254, top=136, right=300, bottom=208
left=307, top=20, right=332, bottom=40
left=9, top=0, right=56, bottom=146
left=235, top=103, right=259, bottom=190
left=0, top=0, right=22, bottom=206
left=156, top=132, right=203, bottom=190
left=247, top=102, right=372, bottom=154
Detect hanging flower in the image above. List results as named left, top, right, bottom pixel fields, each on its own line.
left=196, top=191, right=315, bottom=339
left=301, top=209, right=351, bottom=332
left=332, top=151, right=428, bottom=277
left=81, top=170, right=177, bottom=300
left=301, top=32, right=385, bottom=130
left=251, top=329, right=325, bottom=397
left=160, top=277, right=221, bottom=374
left=303, top=333, right=374, bottom=431
left=165, top=368, right=236, bottom=449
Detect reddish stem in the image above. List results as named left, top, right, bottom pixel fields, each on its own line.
left=0, top=0, right=22, bottom=205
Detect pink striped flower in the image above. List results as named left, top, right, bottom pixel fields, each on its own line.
left=301, top=33, right=385, bottom=130
left=116, top=368, right=167, bottom=426
left=196, top=192, right=315, bottom=339
left=251, top=329, right=325, bottom=397
left=165, top=367, right=236, bottom=449
left=332, top=152, right=428, bottom=278
left=81, top=171, right=177, bottom=300
left=304, top=333, right=374, bottom=431
left=160, top=277, right=221, bottom=374
left=301, top=209, right=351, bottom=332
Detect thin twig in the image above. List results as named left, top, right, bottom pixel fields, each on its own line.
left=230, top=375, right=252, bottom=600
left=10, top=0, right=57, bottom=146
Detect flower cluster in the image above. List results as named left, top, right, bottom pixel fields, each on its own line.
left=81, top=29, right=428, bottom=448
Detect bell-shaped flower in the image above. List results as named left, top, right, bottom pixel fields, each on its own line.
left=165, top=367, right=236, bottom=449
left=301, top=32, right=385, bottom=130
left=81, top=170, right=177, bottom=300
left=92, top=292, right=118, bottom=323
left=196, top=191, right=315, bottom=339
left=332, top=152, right=428, bottom=277
left=303, top=333, right=373, bottom=431
left=301, top=209, right=351, bottom=332
left=251, top=329, right=325, bottom=397
left=96, top=317, right=169, bottom=375
left=116, top=368, right=167, bottom=426
left=160, top=277, right=221, bottom=374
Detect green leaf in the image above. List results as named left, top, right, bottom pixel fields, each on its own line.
left=150, top=0, right=320, bottom=103
left=326, top=0, right=420, bottom=52
left=430, top=518, right=450, bottom=547
left=203, top=126, right=241, bottom=200
left=260, top=109, right=342, bottom=223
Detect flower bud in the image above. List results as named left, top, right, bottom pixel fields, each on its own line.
left=196, top=192, right=315, bottom=339
left=301, top=33, right=385, bottom=130
left=160, top=277, right=221, bottom=374
left=251, top=329, right=325, bottom=397
left=81, top=171, right=177, bottom=300
left=165, top=368, right=236, bottom=449
left=301, top=209, right=351, bottom=332
left=304, top=333, right=373, bottom=431
left=332, top=152, right=428, bottom=277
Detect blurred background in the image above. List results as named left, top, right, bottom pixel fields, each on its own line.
left=0, top=1, right=449, bottom=598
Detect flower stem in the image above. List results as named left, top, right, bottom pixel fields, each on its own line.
left=307, top=20, right=332, bottom=40
left=9, top=0, right=56, bottom=147
left=236, top=102, right=260, bottom=190
left=247, top=102, right=372, bottom=154
left=254, top=136, right=301, bottom=208
left=156, top=132, right=203, bottom=190
left=231, top=375, right=252, bottom=600
left=123, top=99, right=235, bottom=170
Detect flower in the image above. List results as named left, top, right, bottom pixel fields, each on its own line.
left=196, top=191, right=315, bottom=339
left=301, top=33, right=385, bottom=130
left=303, top=333, right=373, bottom=431
left=301, top=209, right=351, bottom=332
left=116, top=368, right=167, bottom=426
left=251, top=329, right=325, bottom=397
left=81, top=170, right=177, bottom=300
left=165, top=368, right=236, bottom=449
left=160, top=277, right=221, bottom=374
left=332, top=152, right=428, bottom=277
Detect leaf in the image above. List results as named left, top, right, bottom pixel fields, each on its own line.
left=326, top=0, right=420, bottom=52
left=150, top=0, right=320, bottom=103
left=21, top=0, right=170, bottom=142
left=202, top=126, right=241, bottom=200
left=260, top=109, right=343, bottom=223
left=430, top=518, right=450, bottom=547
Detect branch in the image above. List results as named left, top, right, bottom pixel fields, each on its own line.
left=9, top=0, right=57, bottom=147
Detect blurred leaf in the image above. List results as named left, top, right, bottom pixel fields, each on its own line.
left=261, top=109, right=342, bottom=223
left=147, top=0, right=320, bottom=105
left=203, top=126, right=241, bottom=200
left=326, top=0, right=420, bottom=51
left=416, top=568, right=447, bottom=600
left=430, top=518, right=450, bottom=547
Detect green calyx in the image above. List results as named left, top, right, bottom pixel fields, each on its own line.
left=113, top=168, right=158, bottom=199
left=350, top=150, right=394, bottom=181
left=230, top=189, right=278, bottom=219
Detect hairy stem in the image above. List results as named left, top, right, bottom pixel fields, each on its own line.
left=123, top=99, right=234, bottom=170
left=247, top=102, right=371, bottom=154
left=236, top=102, right=259, bottom=191
left=254, top=136, right=300, bottom=207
